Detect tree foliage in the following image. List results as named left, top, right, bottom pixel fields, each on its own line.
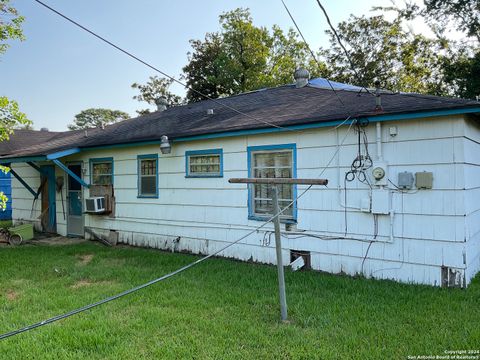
left=0, top=96, right=30, bottom=140
left=0, top=0, right=31, bottom=140
left=182, top=8, right=327, bottom=102
left=392, top=0, right=480, bottom=43
left=320, top=14, right=445, bottom=94
left=0, top=0, right=24, bottom=55
left=131, top=76, right=182, bottom=115
left=376, top=1, right=480, bottom=99
left=68, top=108, right=130, bottom=130
left=0, top=0, right=30, bottom=210
left=442, top=49, right=480, bottom=99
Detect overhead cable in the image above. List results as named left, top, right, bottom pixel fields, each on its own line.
left=33, top=0, right=293, bottom=131
left=314, top=0, right=373, bottom=95
left=0, top=118, right=356, bottom=341
left=280, top=0, right=347, bottom=108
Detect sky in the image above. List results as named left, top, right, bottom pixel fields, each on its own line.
left=1, top=0, right=411, bottom=131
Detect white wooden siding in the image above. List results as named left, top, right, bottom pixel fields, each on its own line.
left=464, top=117, right=480, bottom=282
left=10, top=114, right=480, bottom=286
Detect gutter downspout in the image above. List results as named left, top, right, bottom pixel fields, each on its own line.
left=376, top=121, right=395, bottom=243
left=376, top=122, right=383, bottom=162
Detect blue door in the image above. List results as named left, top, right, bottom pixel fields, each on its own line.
left=67, top=163, right=84, bottom=236
left=0, top=170, right=12, bottom=220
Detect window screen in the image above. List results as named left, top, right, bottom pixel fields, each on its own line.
left=91, top=159, right=113, bottom=185
left=185, top=149, right=223, bottom=177
left=251, top=150, right=294, bottom=219
left=138, top=156, right=158, bottom=197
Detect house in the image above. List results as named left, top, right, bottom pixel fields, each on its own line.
left=1, top=74, right=480, bottom=288
left=0, top=129, right=60, bottom=224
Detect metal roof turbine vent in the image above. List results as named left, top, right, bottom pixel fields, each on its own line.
left=155, top=96, right=168, bottom=112
left=294, top=68, right=310, bottom=88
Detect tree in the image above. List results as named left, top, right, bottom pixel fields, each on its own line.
left=442, top=49, right=480, bottom=99
left=0, top=0, right=31, bottom=210
left=182, top=8, right=327, bottom=102
left=0, top=97, right=30, bottom=140
left=0, top=0, right=31, bottom=140
left=320, top=14, right=446, bottom=95
left=0, top=0, right=24, bottom=55
left=183, top=33, right=236, bottom=102
left=68, top=108, right=130, bottom=130
left=378, top=1, right=480, bottom=99
left=131, top=76, right=182, bottom=115
left=389, top=0, right=480, bottom=43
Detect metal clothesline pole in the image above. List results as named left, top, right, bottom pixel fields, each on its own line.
left=228, top=178, right=328, bottom=322
left=271, top=184, right=288, bottom=321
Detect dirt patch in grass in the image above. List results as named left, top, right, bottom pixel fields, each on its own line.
left=33, top=236, right=87, bottom=246
left=77, top=254, right=94, bottom=265
left=6, top=290, right=19, bottom=301
left=70, top=279, right=115, bottom=289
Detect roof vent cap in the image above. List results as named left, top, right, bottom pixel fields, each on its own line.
left=155, top=96, right=168, bottom=111
left=207, top=108, right=214, bottom=115
left=40, top=127, right=49, bottom=132
left=294, top=68, right=310, bottom=88
left=155, top=96, right=168, bottom=112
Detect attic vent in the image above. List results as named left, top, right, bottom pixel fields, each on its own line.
left=155, top=96, right=168, bottom=112
left=207, top=109, right=214, bottom=115
left=294, top=68, right=309, bottom=88
left=40, top=127, right=49, bottom=132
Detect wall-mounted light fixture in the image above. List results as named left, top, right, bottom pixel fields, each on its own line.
left=160, top=135, right=171, bottom=154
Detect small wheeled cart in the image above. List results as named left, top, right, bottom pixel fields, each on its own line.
left=0, top=223, right=33, bottom=246
left=0, top=228, right=22, bottom=245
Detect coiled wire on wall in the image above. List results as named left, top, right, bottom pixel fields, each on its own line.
left=343, top=118, right=373, bottom=236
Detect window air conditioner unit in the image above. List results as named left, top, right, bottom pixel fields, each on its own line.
left=85, top=197, right=106, bottom=213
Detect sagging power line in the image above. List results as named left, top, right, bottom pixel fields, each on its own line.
left=314, top=0, right=373, bottom=95
left=0, top=119, right=356, bottom=340
left=0, top=0, right=367, bottom=341
left=32, top=0, right=293, bottom=132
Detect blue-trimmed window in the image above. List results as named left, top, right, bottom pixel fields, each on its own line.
left=90, top=157, right=114, bottom=185
left=138, top=154, right=158, bottom=198
left=247, top=144, right=297, bottom=222
left=185, top=149, right=223, bottom=178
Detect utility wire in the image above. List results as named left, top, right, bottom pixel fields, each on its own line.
left=0, top=118, right=356, bottom=341
left=0, top=0, right=362, bottom=341
left=32, top=0, right=292, bottom=132
left=280, top=0, right=346, bottom=108
left=314, top=0, right=373, bottom=95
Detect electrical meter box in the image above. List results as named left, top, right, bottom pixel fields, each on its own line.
left=398, top=171, right=414, bottom=190
left=372, top=188, right=390, bottom=215
left=371, top=161, right=388, bottom=186
left=415, top=171, right=433, bottom=189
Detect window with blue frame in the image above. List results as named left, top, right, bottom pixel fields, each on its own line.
left=90, top=158, right=113, bottom=185
left=247, top=144, right=297, bottom=222
left=185, top=149, right=223, bottom=177
left=138, top=154, right=158, bottom=198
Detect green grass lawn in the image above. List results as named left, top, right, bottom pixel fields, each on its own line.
left=0, top=242, right=478, bottom=359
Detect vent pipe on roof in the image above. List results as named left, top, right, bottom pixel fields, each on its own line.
left=40, top=127, right=49, bottom=132
left=294, top=68, right=310, bottom=88
left=375, top=80, right=383, bottom=111
left=155, top=96, right=168, bottom=112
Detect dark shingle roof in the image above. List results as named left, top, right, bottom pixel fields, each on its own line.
left=1, top=84, right=479, bottom=159
left=0, top=129, right=62, bottom=156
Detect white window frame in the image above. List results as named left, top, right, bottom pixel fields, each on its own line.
left=247, top=144, right=297, bottom=222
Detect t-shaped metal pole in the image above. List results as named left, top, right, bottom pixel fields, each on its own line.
left=271, top=185, right=288, bottom=321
